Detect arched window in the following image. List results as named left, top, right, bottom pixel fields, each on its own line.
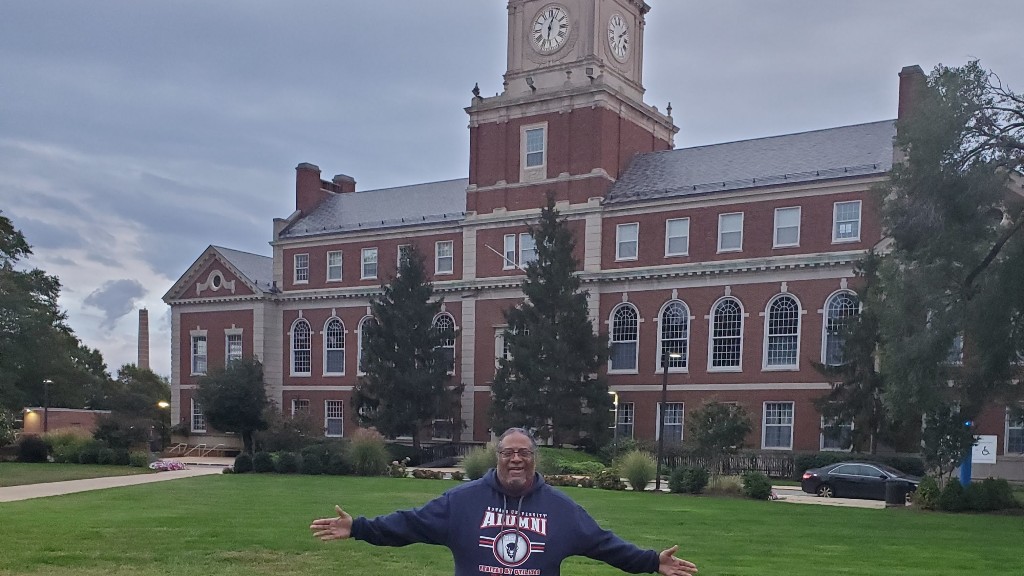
left=609, top=304, right=639, bottom=371
left=433, top=313, right=457, bottom=373
left=659, top=300, right=689, bottom=369
left=291, top=319, right=311, bottom=375
left=823, top=292, right=860, bottom=365
left=765, top=295, right=800, bottom=368
left=357, top=316, right=377, bottom=375
left=324, top=318, right=345, bottom=375
left=710, top=298, right=743, bottom=369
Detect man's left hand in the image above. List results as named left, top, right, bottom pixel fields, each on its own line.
left=658, top=545, right=698, bottom=576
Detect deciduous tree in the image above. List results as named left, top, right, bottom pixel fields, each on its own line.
left=195, top=356, right=269, bottom=453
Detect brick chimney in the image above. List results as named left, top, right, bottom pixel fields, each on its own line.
left=332, top=174, right=356, bottom=193
left=295, top=162, right=329, bottom=214
left=897, top=65, right=927, bottom=123
left=138, top=308, right=150, bottom=370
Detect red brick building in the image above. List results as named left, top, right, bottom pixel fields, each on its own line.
left=163, top=0, right=1023, bottom=476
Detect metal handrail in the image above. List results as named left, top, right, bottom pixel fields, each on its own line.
left=183, top=443, right=207, bottom=457
left=201, top=443, right=225, bottom=457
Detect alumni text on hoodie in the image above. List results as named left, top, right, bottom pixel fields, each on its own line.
left=351, top=469, right=661, bottom=575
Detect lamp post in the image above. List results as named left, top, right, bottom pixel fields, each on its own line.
left=42, top=379, right=52, bottom=433
left=655, top=352, right=682, bottom=491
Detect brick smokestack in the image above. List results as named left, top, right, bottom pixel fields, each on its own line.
left=898, top=65, right=927, bottom=123
left=138, top=308, right=150, bottom=370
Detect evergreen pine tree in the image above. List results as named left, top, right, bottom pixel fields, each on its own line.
left=490, top=197, right=611, bottom=445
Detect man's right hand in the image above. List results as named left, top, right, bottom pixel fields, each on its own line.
left=310, top=505, right=353, bottom=541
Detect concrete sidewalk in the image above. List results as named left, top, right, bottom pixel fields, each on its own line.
left=0, top=465, right=224, bottom=503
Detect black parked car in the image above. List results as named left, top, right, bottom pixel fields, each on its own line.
left=801, top=461, right=921, bottom=501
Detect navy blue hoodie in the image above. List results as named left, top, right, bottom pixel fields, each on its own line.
left=351, top=469, right=660, bottom=575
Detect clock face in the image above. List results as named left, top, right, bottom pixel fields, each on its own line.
left=608, top=13, right=630, bottom=61
left=532, top=5, right=570, bottom=54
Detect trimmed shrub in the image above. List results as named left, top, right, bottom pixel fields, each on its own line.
left=97, top=448, right=117, bottom=465
left=44, top=430, right=92, bottom=463
left=129, top=451, right=150, bottom=468
left=275, top=452, right=301, bottom=474
left=595, top=468, right=626, bottom=490
left=233, top=453, right=254, bottom=473
left=706, top=474, right=744, bottom=497
left=325, top=453, right=352, bottom=475
left=77, top=440, right=105, bottom=465
left=915, top=476, right=940, bottom=510
left=347, top=429, right=389, bottom=476
left=412, top=469, right=444, bottom=479
left=938, top=479, right=966, bottom=512
left=975, top=477, right=1017, bottom=511
left=450, top=471, right=465, bottom=481
left=252, top=451, right=275, bottom=473
left=17, top=435, right=48, bottom=463
left=462, top=445, right=496, bottom=480
left=386, top=458, right=411, bottom=478
left=113, top=449, right=131, bottom=466
left=741, top=471, right=772, bottom=500
left=619, top=450, right=656, bottom=492
left=300, top=454, right=323, bottom=475
left=669, top=466, right=710, bottom=494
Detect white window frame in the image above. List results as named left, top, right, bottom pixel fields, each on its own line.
left=293, top=253, right=309, bottom=284
left=708, top=297, right=744, bottom=372
left=821, top=291, right=861, bottom=366
left=616, top=402, right=635, bottom=439
left=433, top=312, right=457, bottom=375
left=762, top=401, right=794, bottom=450
left=665, top=217, right=690, bottom=257
left=657, top=402, right=684, bottom=443
left=1006, top=408, right=1024, bottom=455
left=717, top=212, right=744, bottom=252
left=773, top=207, right=801, bottom=248
left=762, top=294, right=801, bottom=370
left=290, top=318, right=312, bottom=376
left=325, top=400, right=344, bottom=438
left=326, top=250, right=343, bottom=282
left=361, top=248, right=378, bottom=279
left=616, top=223, right=639, bottom=261
left=190, top=331, right=207, bottom=376
left=435, top=241, right=454, bottom=275
left=820, top=416, right=854, bottom=451
left=521, top=123, right=547, bottom=182
left=503, top=234, right=517, bottom=270
left=291, top=398, right=310, bottom=417
left=357, top=316, right=376, bottom=376
left=657, top=300, right=689, bottom=372
left=323, top=317, right=345, bottom=376
left=608, top=303, right=640, bottom=373
left=191, top=398, right=206, bottom=433
left=519, top=233, right=537, bottom=266
left=832, top=200, right=862, bottom=243
left=225, top=330, right=243, bottom=365
left=431, top=418, right=454, bottom=441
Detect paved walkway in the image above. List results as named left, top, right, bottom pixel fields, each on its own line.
left=0, top=466, right=223, bottom=502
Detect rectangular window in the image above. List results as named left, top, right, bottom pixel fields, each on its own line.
left=763, top=402, right=794, bottom=449
left=519, top=233, right=537, bottom=266
left=325, top=400, right=344, bottom=437
left=616, top=223, right=639, bottom=261
left=191, top=335, right=207, bottom=375
left=397, top=244, right=412, bottom=270
left=361, top=248, right=378, bottom=279
left=1007, top=409, right=1024, bottom=454
left=718, top=212, right=743, bottom=252
left=225, top=334, right=242, bottom=364
left=503, top=234, right=517, bottom=269
left=833, top=200, right=862, bottom=242
left=774, top=207, right=801, bottom=247
left=821, top=416, right=853, bottom=451
left=525, top=127, right=545, bottom=168
left=435, top=241, right=454, bottom=275
left=657, top=402, right=684, bottom=443
left=327, top=251, right=343, bottom=282
left=665, top=218, right=689, bottom=257
left=291, top=398, right=310, bottom=417
left=294, top=253, right=309, bottom=283
left=432, top=419, right=454, bottom=441
left=191, top=399, right=206, bottom=433
left=616, top=402, right=635, bottom=439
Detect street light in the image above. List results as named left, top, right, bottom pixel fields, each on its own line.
left=655, top=351, right=682, bottom=491
left=42, top=379, right=53, bottom=433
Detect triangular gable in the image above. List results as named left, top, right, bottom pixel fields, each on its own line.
left=163, top=246, right=269, bottom=302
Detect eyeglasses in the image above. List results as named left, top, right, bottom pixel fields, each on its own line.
left=497, top=448, right=535, bottom=460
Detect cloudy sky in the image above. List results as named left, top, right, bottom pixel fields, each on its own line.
left=1, top=1, right=1020, bottom=379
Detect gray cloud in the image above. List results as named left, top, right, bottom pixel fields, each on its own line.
left=83, top=279, right=147, bottom=329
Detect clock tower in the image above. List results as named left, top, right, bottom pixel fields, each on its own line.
left=466, top=0, right=676, bottom=214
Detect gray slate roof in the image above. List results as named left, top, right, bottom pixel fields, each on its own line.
left=606, top=120, right=896, bottom=204
left=213, top=246, right=274, bottom=292
left=281, top=178, right=468, bottom=239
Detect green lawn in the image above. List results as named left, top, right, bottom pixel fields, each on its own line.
left=0, top=462, right=153, bottom=487
left=0, top=474, right=1021, bottom=575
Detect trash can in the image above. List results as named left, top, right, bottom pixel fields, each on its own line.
left=885, top=479, right=909, bottom=507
